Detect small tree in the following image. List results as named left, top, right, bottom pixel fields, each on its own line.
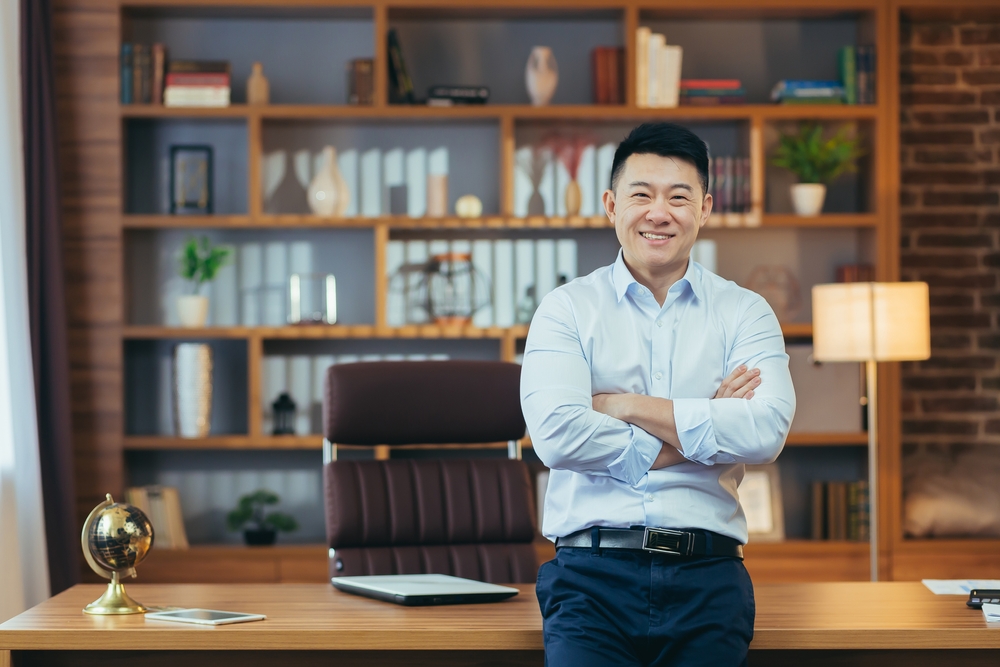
left=226, top=490, right=299, bottom=533
left=769, top=123, right=865, bottom=185
left=178, top=236, right=231, bottom=294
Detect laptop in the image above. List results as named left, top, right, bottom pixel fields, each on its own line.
left=331, top=574, right=520, bottom=606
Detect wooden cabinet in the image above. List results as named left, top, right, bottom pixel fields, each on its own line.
left=57, top=0, right=944, bottom=583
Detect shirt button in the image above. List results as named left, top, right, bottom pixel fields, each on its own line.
left=654, top=372, right=663, bottom=380
left=656, top=319, right=663, bottom=327
left=646, top=494, right=655, bottom=502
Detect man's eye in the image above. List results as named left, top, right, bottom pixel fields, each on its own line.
left=633, top=192, right=650, bottom=198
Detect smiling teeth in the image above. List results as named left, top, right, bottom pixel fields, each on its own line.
left=641, top=232, right=669, bottom=240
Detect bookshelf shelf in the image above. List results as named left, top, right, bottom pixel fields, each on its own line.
left=123, top=436, right=524, bottom=451
left=785, top=432, right=868, bottom=447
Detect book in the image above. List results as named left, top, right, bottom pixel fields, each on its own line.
left=680, top=79, right=742, bottom=90
left=360, top=148, right=381, bottom=217
left=810, top=481, right=826, bottom=540
left=348, top=58, right=374, bottom=105
left=471, top=239, right=494, bottom=328
left=338, top=148, right=359, bottom=216
left=161, top=486, right=189, bottom=549
left=263, top=241, right=287, bottom=326
left=164, top=86, right=231, bottom=107
left=427, top=85, right=489, bottom=104
left=239, top=242, right=263, bottom=326
left=386, top=29, right=415, bottom=104
left=289, top=355, right=312, bottom=435
left=535, top=239, right=557, bottom=302
left=151, top=43, right=166, bottom=105
left=120, top=43, right=133, bottom=104
left=168, top=60, right=231, bottom=74
left=591, top=47, right=609, bottom=104
left=211, top=243, right=238, bottom=327
left=386, top=240, right=406, bottom=326
left=839, top=45, right=857, bottom=105
left=404, top=240, right=428, bottom=323
left=493, top=239, right=515, bottom=327
left=635, top=27, right=651, bottom=107
left=647, top=32, right=665, bottom=107
left=556, top=239, right=578, bottom=286
left=132, top=44, right=146, bottom=104
left=658, top=44, right=682, bottom=108
left=514, top=239, right=535, bottom=323
left=165, top=72, right=230, bottom=86
left=406, top=148, right=427, bottom=217
left=383, top=148, right=405, bottom=215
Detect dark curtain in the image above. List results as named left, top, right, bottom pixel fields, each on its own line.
left=21, top=0, right=79, bottom=594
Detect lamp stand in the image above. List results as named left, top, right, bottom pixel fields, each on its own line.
left=866, top=359, right=879, bottom=582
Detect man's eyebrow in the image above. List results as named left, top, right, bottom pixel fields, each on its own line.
left=627, top=181, right=695, bottom=192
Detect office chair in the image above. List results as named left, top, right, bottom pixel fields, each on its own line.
left=322, top=360, right=538, bottom=583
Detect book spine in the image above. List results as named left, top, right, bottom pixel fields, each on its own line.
left=493, top=239, right=515, bottom=327
left=471, top=239, right=494, bottom=327
left=647, top=33, right=664, bottom=107
left=635, top=27, right=650, bottom=107
left=151, top=43, right=165, bottom=105
left=165, top=73, right=231, bottom=86
left=514, top=239, right=535, bottom=323
left=386, top=239, right=406, bottom=326
left=164, top=86, right=231, bottom=107
left=168, top=60, right=231, bottom=74
left=811, top=481, right=826, bottom=540
left=591, top=47, right=607, bottom=104
left=132, top=44, right=144, bottom=105
left=120, top=43, right=133, bottom=104
left=839, top=45, right=857, bottom=104
left=387, top=29, right=415, bottom=103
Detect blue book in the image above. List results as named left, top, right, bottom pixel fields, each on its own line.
left=120, top=43, right=133, bottom=104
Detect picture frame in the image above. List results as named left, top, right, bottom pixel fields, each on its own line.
left=742, top=463, right=785, bottom=542
left=169, top=144, right=213, bottom=214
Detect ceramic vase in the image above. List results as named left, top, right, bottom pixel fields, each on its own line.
left=427, top=174, right=448, bottom=217
left=247, top=62, right=270, bottom=105
left=173, top=343, right=213, bottom=438
left=525, top=46, right=558, bottom=106
left=177, top=294, right=209, bottom=327
left=564, top=179, right=582, bottom=216
left=790, top=183, right=826, bottom=216
left=307, top=146, right=350, bottom=217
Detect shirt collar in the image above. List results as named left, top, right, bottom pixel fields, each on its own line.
left=611, top=250, right=705, bottom=303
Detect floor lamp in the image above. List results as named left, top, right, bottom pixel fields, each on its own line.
left=811, top=282, right=930, bottom=581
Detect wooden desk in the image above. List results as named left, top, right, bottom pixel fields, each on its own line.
left=1, top=583, right=998, bottom=666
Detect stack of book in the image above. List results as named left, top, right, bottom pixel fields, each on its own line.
left=347, top=58, right=374, bottom=105
left=680, top=79, right=746, bottom=106
left=771, top=79, right=845, bottom=104
left=591, top=46, right=625, bottom=104
left=838, top=45, right=877, bottom=105
left=126, top=485, right=189, bottom=549
left=120, top=43, right=166, bottom=104
left=164, top=60, right=231, bottom=108
left=634, top=27, right=682, bottom=108
left=426, top=85, right=490, bottom=106
left=810, top=480, right=870, bottom=541
left=708, top=156, right=751, bottom=214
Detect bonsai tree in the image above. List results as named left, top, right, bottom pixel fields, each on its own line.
left=769, top=123, right=865, bottom=184
left=226, top=490, right=298, bottom=544
left=178, top=236, right=231, bottom=294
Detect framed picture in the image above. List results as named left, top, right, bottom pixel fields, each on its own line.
left=169, top=145, right=213, bottom=214
left=742, top=464, right=785, bottom=542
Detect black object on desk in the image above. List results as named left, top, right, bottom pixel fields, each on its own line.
left=966, top=589, right=1000, bottom=609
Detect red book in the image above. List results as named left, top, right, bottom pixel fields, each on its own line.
left=166, top=72, right=230, bottom=86
left=680, top=79, right=742, bottom=89
left=606, top=48, right=619, bottom=105
left=591, top=47, right=608, bottom=104
left=151, top=43, right=166, bottom=105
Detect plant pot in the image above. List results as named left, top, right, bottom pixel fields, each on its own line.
left=790, top=183, right=826, bottom=217
left=243, top=528, right=277, bottom=546
left=177, top=295, right=209, bottom=327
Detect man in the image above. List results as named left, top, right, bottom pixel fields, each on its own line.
left=520, top=122, right=795, bottom=667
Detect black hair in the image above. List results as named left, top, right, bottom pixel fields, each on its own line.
left=609, top=122, right=710, bottom=197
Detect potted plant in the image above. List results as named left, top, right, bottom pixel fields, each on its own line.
left=226, top=490, right=299, bottom=546
left=769, top=123, right=865, bottom=216
left=177, top=236, right=231, bottom=327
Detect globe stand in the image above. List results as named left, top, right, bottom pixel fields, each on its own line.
left=83, top=570, right=148, bottom=615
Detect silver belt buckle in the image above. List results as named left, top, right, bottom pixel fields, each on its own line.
left=642, top=527, right=693, bottom=556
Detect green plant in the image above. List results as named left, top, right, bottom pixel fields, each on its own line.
left=226, top=490, right=299, bottom=533
left=178, top=236, right=231, bottom=293
left=769, top=123, right=865, bottom=185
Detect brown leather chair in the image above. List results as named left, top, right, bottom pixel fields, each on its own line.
left=322, top=360, right=537, bottom=583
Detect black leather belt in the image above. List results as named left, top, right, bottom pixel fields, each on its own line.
left=556, top=527, right=744, bottom=560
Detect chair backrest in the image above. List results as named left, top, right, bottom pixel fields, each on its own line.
left=322, top=361, right=537, bottom=583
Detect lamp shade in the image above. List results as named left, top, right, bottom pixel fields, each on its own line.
left=812, top=282, right=930, bottom=362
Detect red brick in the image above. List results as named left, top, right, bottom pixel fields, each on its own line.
left=931, top=333, right=973, bottom=349
left=923, top=273, right=997, bottom=289
left=982, top=129, right=1000, bottom=144
left=912, top=110, right=991, bottom=125
left=919, top=25, right=957, bottom=46
left=963, top=70, right=1000, bottom=86
left=921, top=397, right=998, bottom=412
left=902, top=213, right=980, bottom=228
left=982, top=49, right=1000, bottom=66
left=928, top=314, right=993, bottom=329
left=985, top=420, right=1000, bottom=433
left=902, top=169, right=982, bottom=185
left=923, top=191, right=1000, bottom=206
left=979, top=334, right=1000, bottom=349
left=986, top=171, right=1000, bottom=184
left=984, top=213, right=1000, bottom=227
left=903, top=375, right=975, bottom=391
left=903, top=420, right=978, bottom=435
left=901, top=130, right=975, bottom=145
left=983, top=90, right=1000, bottom=105
left=902, top=70, right=959, bottom=85
left=901, top=49, right=940, bottom=66
left=961, top=27, right=1000, bottom=45
left=901, top=190, right=920, bottom=206
left=982, top=253, right=1000, bottom=268
left=914, top=149, right=991, bottom=164
left=982, top=377, right=1000, bottom=390
left=901, top=90, right=977, bottom=105
left=917, top=232, right=992, bottom=247
left=902, top=396, right=917, bottom=415
left=944, top=51, right=976, bottom=66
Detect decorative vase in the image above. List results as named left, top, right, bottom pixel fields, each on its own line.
left=525, top=46, right=558, bottom=106
left=427, top=174, right=448, bottom=217
left=243, top=528, right=277, bottom=546
left=177, top=294, right=209, bottom=327
left=564, top=179, right=581, bottom=216
left=307, top=146, right=349, bottom=217
left=790, top=183, right=826, bottom=216
left=172, top=343, right=213, bottom=438
left=247, top=61, right=270, bottom=105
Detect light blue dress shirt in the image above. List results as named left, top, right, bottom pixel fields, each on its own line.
left=520, top=251, right=796, bottom=544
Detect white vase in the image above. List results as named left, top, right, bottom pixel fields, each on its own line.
left=790, top=183, right=826, bottom=216
left=173, top=343, right=213, bottom=438
left=525, top=46, right=558, bottom=106
left=177, top=294, right=209, bottom=327
left=307, top=146, right=350, bottom=217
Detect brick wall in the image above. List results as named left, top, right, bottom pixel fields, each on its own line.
left=899, top=21, right=1000, bottom=458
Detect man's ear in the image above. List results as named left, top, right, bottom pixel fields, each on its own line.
left=699, top=192, right=714, bottom=229
left=602, top=189, right=616, bottom=224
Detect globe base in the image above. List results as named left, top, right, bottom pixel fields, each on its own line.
left=83, top=572, right=148, bottom=615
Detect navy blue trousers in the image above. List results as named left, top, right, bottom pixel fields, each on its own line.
left=536, top=545, right=755, bottom=667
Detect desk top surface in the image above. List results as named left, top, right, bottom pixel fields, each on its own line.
left=1, top=582, right=998, bottom=651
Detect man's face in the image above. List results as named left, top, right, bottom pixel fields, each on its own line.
left=603, top=153, right=713, bottom=279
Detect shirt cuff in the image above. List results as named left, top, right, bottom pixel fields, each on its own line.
left=607, top=424, right=661, bottom=486
left=673, top=398, right=722, bottom=465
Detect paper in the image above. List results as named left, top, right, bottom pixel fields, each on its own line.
left=921, top=579, right=1000, bottom=595
left=983, top=603, right=1000, bottom=622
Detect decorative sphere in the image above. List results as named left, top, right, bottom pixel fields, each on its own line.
left=455, top=194, right=483, bottom=218
left=86, top=502, right=154, bottom=573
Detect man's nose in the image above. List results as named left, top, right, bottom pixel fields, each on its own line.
left=645, top=197, right=672, bottom=223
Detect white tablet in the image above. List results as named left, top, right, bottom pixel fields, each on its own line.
left=144, top=608, right=266, bottom=625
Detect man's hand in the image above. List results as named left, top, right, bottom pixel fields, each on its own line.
left=715, top=365, right=760, bottom=400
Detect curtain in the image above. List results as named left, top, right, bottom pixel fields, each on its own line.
left=21, top=0, right=78, bottom=595
left=0, top=0, right=51, bottom=623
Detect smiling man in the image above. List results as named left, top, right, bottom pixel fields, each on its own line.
left=520, top=122, right=796, bottom=667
